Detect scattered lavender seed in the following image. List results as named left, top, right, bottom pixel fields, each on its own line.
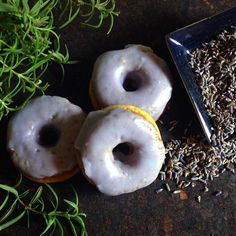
left=165, top=183, right=171, bottom=192
left=155, top=188, right=164, bottom=194
left=168, top=126, right=175, bottom=132
left=173, top=190, right=181, bottom=194
left=169, top=120, right=178, bottom=125
left=214, top=191, right=223, bottom=197
left=220, top=168, right=226, bottom=174
left=203, top=185, right=209, bottom=192
left=196, top=195, right=201, bottom=203
left=184, top=182, right=191, bottom=188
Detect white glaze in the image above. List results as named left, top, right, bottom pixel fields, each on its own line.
left=75, top=107, right=165, bottom=196
left=90, top=44, right=172, bottom=120
left=8, top=96, right=85, bottom=179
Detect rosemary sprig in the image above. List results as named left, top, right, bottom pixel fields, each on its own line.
left=60, top=0, right=120, bottom=34
left=0, top=174, right=87, bottom=236
left=0, top=0, right=119, bottom=120
left=0, top=0, right=69, bottom=120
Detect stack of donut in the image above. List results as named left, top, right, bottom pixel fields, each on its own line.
left=7, top=45, right=172, bottom=196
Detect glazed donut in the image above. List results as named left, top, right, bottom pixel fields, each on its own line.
left=7, top=95, right=85, bottom=183
left=89, top=44, right=172, bottom=120
left=75, top=104, right=166, bottom=196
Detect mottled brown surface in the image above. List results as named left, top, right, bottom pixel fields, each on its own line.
left=0, top=1, right=236, bottom=236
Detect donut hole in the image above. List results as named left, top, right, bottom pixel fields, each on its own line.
left=113, top=142, right=135, bottom=164
left=37, top=124, right=61, bottom=147
left=123, top=71, right=143, bottom=92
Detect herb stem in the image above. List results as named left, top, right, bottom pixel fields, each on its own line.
left=0, top=179, right=87, bottom=235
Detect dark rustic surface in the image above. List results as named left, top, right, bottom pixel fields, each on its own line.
left=0, top=1, right=236, bottom=235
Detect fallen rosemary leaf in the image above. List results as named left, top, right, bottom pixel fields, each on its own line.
left=0, top=175, right=87, bottom=235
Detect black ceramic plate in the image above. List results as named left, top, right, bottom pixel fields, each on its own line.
left=165, top=6, right=236, bottom=144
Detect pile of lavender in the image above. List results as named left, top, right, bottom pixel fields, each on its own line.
left=190, top=27, right=236, bottom=145
left=159, top=27, right=236, bottom=198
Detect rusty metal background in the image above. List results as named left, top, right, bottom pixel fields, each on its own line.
left=0, top=1, right=236, bottom=235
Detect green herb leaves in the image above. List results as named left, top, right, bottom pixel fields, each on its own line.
left=61, top=0, right=120, bottom=34
left=0, top=0, right=66, bottom=119
left=0, top=0, right=119, bottom=120
left=0, top=175, right=87, bottom=235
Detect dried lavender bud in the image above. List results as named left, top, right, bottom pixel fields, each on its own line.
left=190, top=27, right=236, bottom=144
